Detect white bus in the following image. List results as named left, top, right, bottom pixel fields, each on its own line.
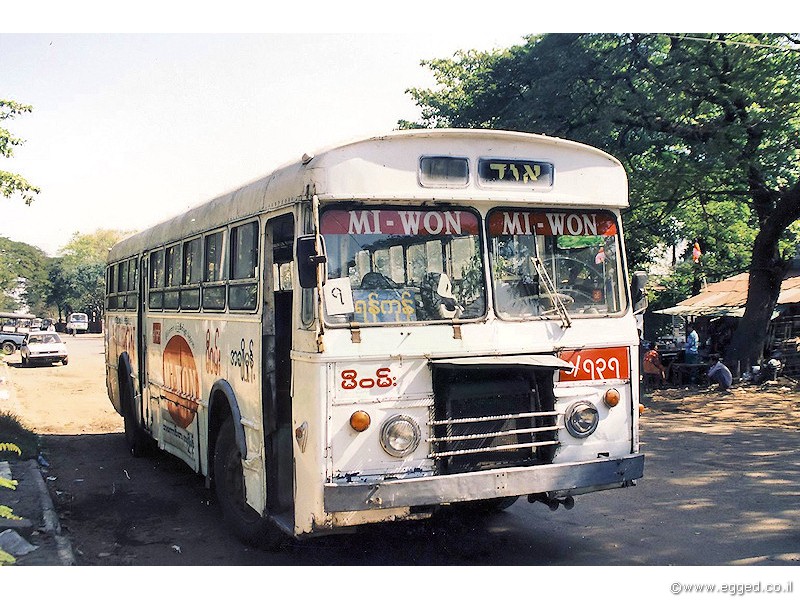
left=67, top=312, right=89, bottom=334
left=105, top=129, right=645, bottom=547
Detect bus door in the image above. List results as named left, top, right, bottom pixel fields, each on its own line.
left=262, top=214, right=295, bottom=518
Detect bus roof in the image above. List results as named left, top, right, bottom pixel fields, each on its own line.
left=108, top=129, right=627, bottom=263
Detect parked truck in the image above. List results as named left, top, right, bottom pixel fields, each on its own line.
left=0, top=312, right=37, bottom=354
left=0, top=331, right=27, bottom=355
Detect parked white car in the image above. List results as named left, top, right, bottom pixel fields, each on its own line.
left=20, top=332, right=69, bottom=366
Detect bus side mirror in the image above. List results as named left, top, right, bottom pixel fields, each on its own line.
left=631, top=271, right=648, bottom=314
left=296, top=235, right=327, bottom=289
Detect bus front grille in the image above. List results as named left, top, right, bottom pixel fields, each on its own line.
left=430, top=367, right=559, bottom=474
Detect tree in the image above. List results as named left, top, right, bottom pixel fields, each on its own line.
left=45, top=258, right=74, bottom=322
left=402, top=33, right=800, bottom=370
left=0, top=236, right=51, bottom=313
left=1, top=99, right=39, bottom=204
left=47, top=229, right=133, bottom=322
left=60, top=229, right=132, bottom=265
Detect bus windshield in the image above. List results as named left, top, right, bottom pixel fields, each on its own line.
left=488, top=209, right=625, bottom=319
left=320, top=207, right=486, bottom=324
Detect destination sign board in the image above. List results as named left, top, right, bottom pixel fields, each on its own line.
left=478, top=158, right=554, bottom=188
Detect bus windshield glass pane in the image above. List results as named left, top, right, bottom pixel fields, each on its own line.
left=488, top=209, right=625, bottom=319
left=320, top=207, right=485, bottom=324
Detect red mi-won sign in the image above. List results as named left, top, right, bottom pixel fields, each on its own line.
left=321, top=209, right=479, bottom=236
left=488, top=210, right=618, bottom=237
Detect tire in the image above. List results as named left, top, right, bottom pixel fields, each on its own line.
left=1, top=341, right=16, bottom=355
left=214, top=417, right=283, bottom=549
left=481, top=496, right=520, bottom=512
left=120, top=371, right=151, bottom=457
left=449, top=496, right=519, bottom=515
left=61, top=357, right=69, bottom=366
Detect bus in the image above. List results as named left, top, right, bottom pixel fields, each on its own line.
left=104, top=129, right=645, bottom=547
left=67, top=312, right=89, bottom=334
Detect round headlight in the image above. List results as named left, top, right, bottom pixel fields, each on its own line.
left=379, top=415, right=421, bottom=458
left=565, top=401, right=599, bottom=438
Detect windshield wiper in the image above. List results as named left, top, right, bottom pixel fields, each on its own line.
left=531, top=257, right=572, bottom=329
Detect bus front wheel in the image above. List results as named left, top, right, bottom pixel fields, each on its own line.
left=213, top=417, right=283, bottom=549
left=445, top=495, right=519, bottom=516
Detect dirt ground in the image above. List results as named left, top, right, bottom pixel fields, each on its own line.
left=1, top=333, right=122, bottom=437
left=2, top=334, right=799, bottom=568
left=642, top=380, right=800, bottom=432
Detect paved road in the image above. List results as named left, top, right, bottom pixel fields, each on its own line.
left=4, top=335, right=800, bottom=588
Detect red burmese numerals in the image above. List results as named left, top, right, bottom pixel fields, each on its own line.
left=341, top=367, right=397, bottom=390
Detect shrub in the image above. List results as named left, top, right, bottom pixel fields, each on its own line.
left=0, top=412, right=38, bottom=459
left=0, top=441, right=22, bottom=566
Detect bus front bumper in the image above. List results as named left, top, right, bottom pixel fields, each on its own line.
left=324, top=454, right=644, bottom=513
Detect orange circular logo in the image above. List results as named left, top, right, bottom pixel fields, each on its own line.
left=162, top=335, right=200, bottom=428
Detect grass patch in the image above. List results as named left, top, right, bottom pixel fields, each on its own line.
left=0, top=411, right=39, bottom=460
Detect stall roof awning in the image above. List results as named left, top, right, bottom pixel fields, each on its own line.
left=654, top=305, right=748, bottom=318
left=655, top=272, right=800, bottom=319
left=430, top=355, right=572, bottom=370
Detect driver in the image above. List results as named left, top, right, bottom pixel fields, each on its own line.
left=419, top=272, right=463, bottom=320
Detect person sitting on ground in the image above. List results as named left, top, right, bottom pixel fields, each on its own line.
left=707, top=354, right=733, bottom=391
left=642, top=343, right=666, bottom=389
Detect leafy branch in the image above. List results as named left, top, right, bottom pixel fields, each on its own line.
left=0, top=98, right=39, bottom=204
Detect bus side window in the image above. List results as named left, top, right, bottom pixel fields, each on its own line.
left=164, top=244, right=181, bottom=310
left=107, top=264, right=117, bottom=310
left=149, top=249, right=165, bottom=310
left=229, top=221, right=259, bottom=311
left=127, top=258, right=138, bottom=309
left=181, top=238, right=202, bottom=310
left=117, top=260, right=128, bottom=308
left=203, top=230, right=226, bottom=311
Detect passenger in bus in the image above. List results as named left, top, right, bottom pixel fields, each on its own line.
left=360, top=271, right=401, bottom=289
left=419, top=272, right=463, bottom=320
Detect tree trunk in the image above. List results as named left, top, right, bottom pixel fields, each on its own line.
left=726, top=183, right=800, bottom=375
left=725, top=254, right=783, bottom=376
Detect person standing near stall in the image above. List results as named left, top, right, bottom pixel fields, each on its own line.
left=685, top=323, right=700, bottom=364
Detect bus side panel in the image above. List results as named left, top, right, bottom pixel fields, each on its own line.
left=291, top=358, right=328, bottom=535
left=103, top=319, right=122, bottom=416
left=105, top=313, right=139, bottom=413
left=142, top=314, right=267, bottom=512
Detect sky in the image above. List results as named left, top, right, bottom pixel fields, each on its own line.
left=1, top=27, right=531, bottom=256
left=1, top=4, right=784, bottom=257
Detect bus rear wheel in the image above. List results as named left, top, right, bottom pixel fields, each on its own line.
left=120, top=371, right=151, bottom=457
left=213, top=417, right=283, bottom=549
